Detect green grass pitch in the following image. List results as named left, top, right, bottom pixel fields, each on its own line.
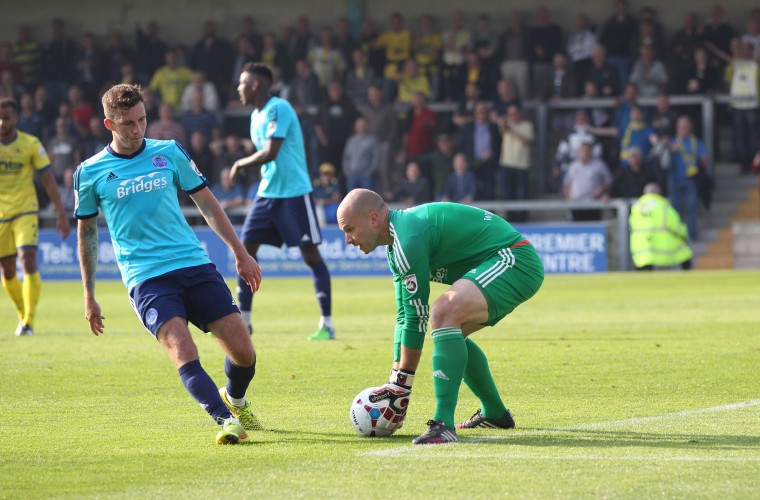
left=1, top=271, right=759, bottom=498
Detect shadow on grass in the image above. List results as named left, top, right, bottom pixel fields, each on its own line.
left=463, top=428, right=760, bottom=451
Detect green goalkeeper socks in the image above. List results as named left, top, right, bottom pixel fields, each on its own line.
left=463, top=338, right=508, bottom=419
left=431, top=328, right=467, bottom=429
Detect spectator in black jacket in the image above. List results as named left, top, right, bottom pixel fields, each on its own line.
left=456, top=101, right=501, bottom=200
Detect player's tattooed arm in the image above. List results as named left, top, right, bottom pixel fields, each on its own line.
left=78, top=218, right=105, bottom=335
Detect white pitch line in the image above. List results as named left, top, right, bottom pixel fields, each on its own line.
left=576, top=400, right=760, bottom=430
left=360, top=400, right=760, bottom=458
left=362, top=451, right=760, bottom=462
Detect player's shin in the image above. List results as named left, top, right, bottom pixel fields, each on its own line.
left=178, top=359, right=231, bottom=423
left=21, top=272, right=41, bottom=328
left=431, top=328, right=468, bottom=429
left=2, top=274, right=25, bottom=320
left=463, top=337, right=508, bottom=418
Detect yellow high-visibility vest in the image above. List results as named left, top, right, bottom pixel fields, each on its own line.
left=629, top=193, right=694, bottom=268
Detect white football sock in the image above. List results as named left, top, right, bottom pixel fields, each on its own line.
left=320, top=316, right=333, bottom=329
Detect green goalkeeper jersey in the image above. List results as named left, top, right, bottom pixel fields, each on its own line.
left=387, top=202, right=525, bottom=342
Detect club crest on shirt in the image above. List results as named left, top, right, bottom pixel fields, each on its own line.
left=404, top=274, right=418, bottom=294
left=190, top=160, right=203, bottom=177
left=152, top=155, right=168, bottom=168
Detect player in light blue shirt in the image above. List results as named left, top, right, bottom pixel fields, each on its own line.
left=75, top=84, right=263, bottom=445
left=230, top=63, right=334, bottom=340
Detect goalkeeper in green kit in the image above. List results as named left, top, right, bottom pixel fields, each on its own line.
left=337, top=189, right=544, bottom=444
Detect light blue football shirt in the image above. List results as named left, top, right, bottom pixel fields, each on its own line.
left=250, top=96, right=312, bottom=198
left=74, top=139, right=211, bottom=290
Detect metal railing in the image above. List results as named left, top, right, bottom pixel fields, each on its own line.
left=222, top=93, right=740, bottom=194
left=42, top=198, right=632, bottom=270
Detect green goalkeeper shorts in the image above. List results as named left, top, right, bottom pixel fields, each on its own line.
left=462, top=241, right=545, bottom=327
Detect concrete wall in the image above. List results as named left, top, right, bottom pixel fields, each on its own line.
left=1, top=0, right=755, bottom=47
left=733, top=222, right=760, bottom=269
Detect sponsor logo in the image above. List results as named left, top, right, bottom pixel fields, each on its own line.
left=38, top=145, right=48, bottom=159
left=484, top=212, right=493, bottom=221
left=106, top=172, right=119, bottom=182
left=432, top=370, right=449, bottom=381
left=431, top=267, right=448, bottom=283
left=404, top=274, right=418, bottom=293
left=301, top=234, right=311, bottom=243
left=116, top=171, right=168, bottom=199
left=152, top=155, right=168, bottom=168
left=146, top=308, right=158, bottom=326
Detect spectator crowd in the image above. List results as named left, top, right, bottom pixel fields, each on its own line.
left=3, top=2, right=758, bottom=236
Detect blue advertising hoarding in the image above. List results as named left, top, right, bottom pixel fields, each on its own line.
left=36, top=223, right=607, bottom=281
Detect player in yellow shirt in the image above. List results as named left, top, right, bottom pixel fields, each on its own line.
left=0, top=97, right=70, bottom=336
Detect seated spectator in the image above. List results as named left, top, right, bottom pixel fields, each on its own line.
left=584, top=45, right=620, bottom=97
left=451, top=82, right=481, bottom=128
left=81, top=116, right=110, bottom=159
left=67, top=85, right=94, bottom=137
left=312, top=162, right=343, bottom=225
left=388, top=160, right=432, bottom=207
left=554, top=111, right=603, bottom=187
left=47, top=117, right=81, bottom=184
left=73, top=32, right=105, bottom=104
left=16, top=92, right=44, bottom=139
left=315, top=80, right=356, bottom=176
left=344, top=48, right=375, bottom=107
left=541, top=52, right=575, bottom=101
left=211, top=167, right=245, bottom=211
left=490, top=79, right=520, bottom=120
left=146, top=103, right=186, bottom=143
left=342, top=116, right=380, bottom=191
left=563, top=142, right=612, bottom=221
left=628, top=46, right=668, bottom=98
left=442, top=153, right=477, bottom=204
left=611, top=146, right=657, bottom=198
left=149, top=48, right=193, bottom=112
left=180, top=70, right=220, bottom=112
left=458, top=101, right=500, bottom=200
left=178, top=90, right=219, bottom=143
left=579, top=80, right=612, bottom=128
left=212, top=133, right=253, bottom=186
left=397, top=91, right=436, bottom=167
left=396, top=59, right=432, bottom=105
left=187, top=131, right=215, bottom=181
left=0, top=69, right=23, bottom=101
left=308, top=26, right=346, bottom=88
left=416, top=133, right=455, bottom=199
left=463, top=48, right=495, bottom=100
left=58, top=167, right=76, bottom=214
left=629, top=183, right=693, bottom=270
left=0, top=42, right=22, bottom=86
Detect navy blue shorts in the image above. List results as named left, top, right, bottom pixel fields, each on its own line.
left=128, top=263, right=240, bottom=338
left=240, top=194, right=322, bottom=247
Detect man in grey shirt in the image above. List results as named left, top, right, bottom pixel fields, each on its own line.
left=342, top=116, right=381, bottom=191
left=563, top=142, right=612, bottom=221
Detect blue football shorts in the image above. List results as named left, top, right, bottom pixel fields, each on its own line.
left=129, top=263, right=239, bottom=338
left=240, top=193, right=322, bottom=247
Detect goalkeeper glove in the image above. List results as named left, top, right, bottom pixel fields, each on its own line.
left=374, top=369, right=415, bottom=431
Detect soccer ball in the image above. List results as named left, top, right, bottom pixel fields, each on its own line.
left=349, top=386, right=397, bottom=437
